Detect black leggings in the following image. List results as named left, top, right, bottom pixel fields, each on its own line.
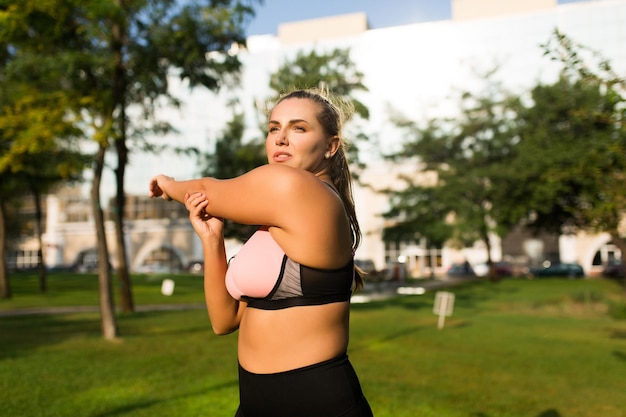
left=235, top=353, right=373, bottom=417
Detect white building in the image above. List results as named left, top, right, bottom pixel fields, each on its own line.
left=13, top=0, right=626, bottom=277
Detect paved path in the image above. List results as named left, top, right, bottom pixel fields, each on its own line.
left=0, top=303, right=207, bottom=317
left=0, top=277, right=477, bottom=317
left=355, top=276, right=476, bottom=303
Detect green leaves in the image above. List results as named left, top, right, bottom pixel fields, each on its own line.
left=385, top=75, right=519, bottom=249
left=515, top=40, right=625, bottom=235
left=268, top=48, right=369, bottom=120
left=385, top=29, right=626, bottom=253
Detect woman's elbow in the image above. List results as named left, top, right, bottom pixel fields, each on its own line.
left=205, top=300, right=242, bottom=335
left=211, top=323, right=238, bottom=336
left=208, top=314, right=239, bottom=335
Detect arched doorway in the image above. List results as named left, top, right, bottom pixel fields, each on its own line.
left=73, top=248, right=99, bottom=273
left=590, top=240, right=623, bottom=278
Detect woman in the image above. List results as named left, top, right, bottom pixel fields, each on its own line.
left=149, top=89, right=373, bottom=417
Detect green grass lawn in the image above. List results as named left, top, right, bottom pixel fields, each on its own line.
left=1, top=273, right=626, bottom=417
left=0, top=271, right=207, bottom=309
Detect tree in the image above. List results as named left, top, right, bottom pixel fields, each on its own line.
left=500, top=75, right=620, bottom=234
left=25, top=149, right=88, bottom=291
left=545, top=31, right=626, bottom=238
left=0, top=93, right=88, bottom=293
left=382, top=183, right=453, bottom=248
left=1, top=0, right=118, bottom=334
left=0, top=183, right=16, bottom=298
left=0, top=0, right=259, bottom=337
left=104, top=0, right=259, bottom=316
left=0, top=8, right=89, bottom=298
left=506, top=30, right=626, bottom=289
left=384, top=74, right=521, bottom=279
left=384, top=30, right=626, bottom=285
left=268, top=48, right=369, bottom=120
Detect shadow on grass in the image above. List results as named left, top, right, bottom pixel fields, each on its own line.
left=610, top=329, right=626, bottom=339
left=0, top=309, right=209, bottom=360
left=472, top=408, right=562, bottom=417
left=348, top=323, right=426, bottom=356
left=0, top=313, right=102, bottom=359
left=451, top=279, right=522, bottom=310
left=117, top=310, right=210, bottom=338
left=536, top=410, right=563, bottom=417
left=613, top=350, right=626, bottom=362
left=92, top=379, right=238, bottom=417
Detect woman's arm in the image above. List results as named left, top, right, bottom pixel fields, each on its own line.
left=185, top=192, right=245, bottom=335
left=149, top=165, right=325, bottom=229
left=151, top=165, right=349, bottom=267
left=149, top=175, right=203, bottom=204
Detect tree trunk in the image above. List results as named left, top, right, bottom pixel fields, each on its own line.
left=114, top=142, right=133, bottom=312
left=112, top=0, right=134, bottom=313
left=484, top=236, right=498, bottom=282
left=92, top=144, right=118, bottom=340
left=609, top=232, right=626, bottom=296
left=0, top=200, right=11, bottom=299
left=480, top=219, right=498, bottom=282
left=33, top=190, right=48, bottom=292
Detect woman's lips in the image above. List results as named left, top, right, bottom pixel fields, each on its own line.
left=273, top=152, right=292, bottom=162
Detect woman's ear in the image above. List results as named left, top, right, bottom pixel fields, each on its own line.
left=327, top=135, right=341, bottom=157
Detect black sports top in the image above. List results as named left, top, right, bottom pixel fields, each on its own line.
left=225, top=228, right=354, bottom=310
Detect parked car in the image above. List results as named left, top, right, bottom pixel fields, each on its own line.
left=446, top=262, right=475, bottom=278
left=472, top=261, right=513, bottom=278
left=529, top=262, right=584, bottom=278
left=602, top=261, right=625, bottom=279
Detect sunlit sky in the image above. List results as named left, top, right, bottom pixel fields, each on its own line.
left=246, top=0, right=591, bottom=36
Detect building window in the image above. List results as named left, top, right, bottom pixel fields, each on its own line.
left=6, top=250, right=40, bottom=270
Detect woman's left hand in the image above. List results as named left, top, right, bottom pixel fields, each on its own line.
left=185, top=192, right=224, bottom=240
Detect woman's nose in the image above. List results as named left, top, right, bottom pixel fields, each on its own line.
left=275, top=131, right=288, bottom=145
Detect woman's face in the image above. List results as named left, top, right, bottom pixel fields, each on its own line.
left=265, top=98, right=335, bottom=173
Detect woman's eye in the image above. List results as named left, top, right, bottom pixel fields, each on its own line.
left=293, top=125, right=305, bottom=132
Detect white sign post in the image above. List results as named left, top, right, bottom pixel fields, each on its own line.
left=161, top=279, right=175, bottom=296
left=433, top=291, right=455, bottom=330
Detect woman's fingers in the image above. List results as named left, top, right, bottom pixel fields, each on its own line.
left=185, top=192, right=209, bottom=218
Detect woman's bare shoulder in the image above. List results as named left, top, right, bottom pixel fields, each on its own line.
left=247, top=165, right=336, bottom=202
left=204, top=165, right=339, bottom=228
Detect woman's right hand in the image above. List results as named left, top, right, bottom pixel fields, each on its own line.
left=185, top=192, right=224, bottom=240
left=149, top=174, right=175, bottom=200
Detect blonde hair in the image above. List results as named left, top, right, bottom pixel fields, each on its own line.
left=275, top=88, right=363, bottom=286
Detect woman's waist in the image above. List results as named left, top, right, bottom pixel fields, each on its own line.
left=239, top=350, right=349, bottom=377
left=238, top=304, right=350, bottom=373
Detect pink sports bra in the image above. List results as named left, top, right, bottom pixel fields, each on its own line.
left=225, top=227, right=354, bottom=310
